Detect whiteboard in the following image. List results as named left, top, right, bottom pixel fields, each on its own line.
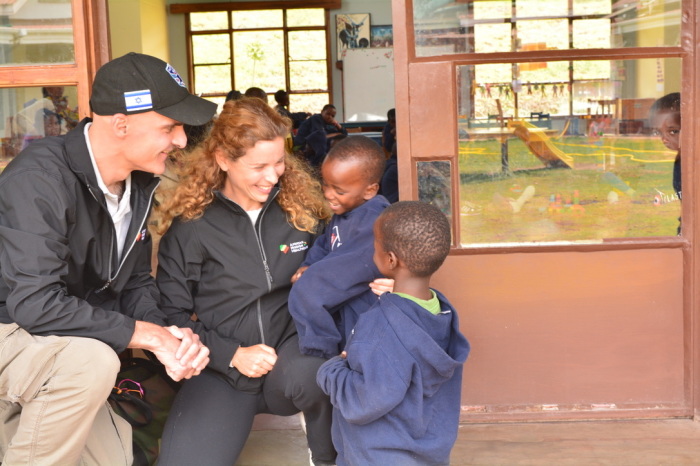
left=342, top=48, right=395, bottom=122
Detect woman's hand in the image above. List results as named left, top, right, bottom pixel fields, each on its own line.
left=291, top=266, right=308, bottom=283
left=231, top=344, right=278, bottom=378
left=369, top=278, right=395, bottom=296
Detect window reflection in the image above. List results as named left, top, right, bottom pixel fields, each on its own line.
left=457, top=59, right=681, bottom=245
left=0, top=0, right=74, bottom=66
left=413, top=0, right=681, bottom=57
left=417, top=161, right=452, bottom=219
left=0, top=86, right=78, bottom=165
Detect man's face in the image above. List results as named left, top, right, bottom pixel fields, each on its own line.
left=123, top=111, right=187, bottom=175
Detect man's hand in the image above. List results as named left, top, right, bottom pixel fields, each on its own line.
left=129, top=321, right=209, bottom=381
left=166, top=326, right=210, bottom=373
left=230, top=344, right=277, bottom=378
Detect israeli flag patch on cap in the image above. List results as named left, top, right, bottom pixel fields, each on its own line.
left=124, top=90, right=153, bottom=112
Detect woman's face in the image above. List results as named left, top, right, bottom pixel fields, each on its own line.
left=216, top=137, right=286, bottom=211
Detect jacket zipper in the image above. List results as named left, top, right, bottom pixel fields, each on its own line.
left=253, top=191, right=277, bottom=345
left=88, top=179, right=161, bottom=292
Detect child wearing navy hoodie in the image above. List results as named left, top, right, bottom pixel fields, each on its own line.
left=289, top=135, right=389, bottom=359
left=317, top=201, right=471, bottom=466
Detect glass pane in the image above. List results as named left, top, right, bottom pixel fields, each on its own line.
left=417, top=161, right=453, bottom=219
left=414, top=0, right=681, bottom=57
left=456, top=58, right=681, bottom=245
left=1, top=86, right=79, bottom=164
left=517, top=0, right=568, bottom=17
left=287, top=9, right=325, bottom=27
left=516, top=20, right=568, bottom=51
left=194, top=65, right=231, bottom=95
left=0, top=0, right=74, bottom=66
left=289, top=31, right=327, bottom=61
left=290, top=61, right=328, bottom=90
left=232, top=10, right=283, bottom=29
left=192, top=35, right=231, bottom=65
left=233, top=31, right=285, bottom=93
left=191, top=12, right=228, bottom=31
left=289, top=93, right=329, bottom=115
left=573, top=19, right=612, bottom=49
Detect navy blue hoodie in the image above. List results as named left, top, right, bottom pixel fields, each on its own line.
left=317, top=290, right=470, bottom=466
left=288, top=195, right=389, bottom=359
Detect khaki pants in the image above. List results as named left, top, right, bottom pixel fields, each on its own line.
left=0, top=323, right=133, bottom=466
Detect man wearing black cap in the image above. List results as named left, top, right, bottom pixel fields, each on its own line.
left=0, top=53, right=216, bottom=465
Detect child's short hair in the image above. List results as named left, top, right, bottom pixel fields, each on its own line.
left=326, top=135, right=385, bottom=185
left=376, top=201, right=451, bottom=277
left=650, top=92, right=680, bottom=120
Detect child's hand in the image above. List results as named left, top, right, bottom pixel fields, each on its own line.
left=369, top=278, right=394, bottom=296
left=340, top=351, right=347, bottom=359
left=291, top=266, right=309, bottom=283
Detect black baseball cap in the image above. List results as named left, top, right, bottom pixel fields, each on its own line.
left=89, top=52, right=217, bottom=126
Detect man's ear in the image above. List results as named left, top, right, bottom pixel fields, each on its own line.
left=364, top=182, right=380, bottom=200
left=111, top=114, right=128, bottom=137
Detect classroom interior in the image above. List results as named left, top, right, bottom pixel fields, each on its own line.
left=2, top=0, right=700, bottom=463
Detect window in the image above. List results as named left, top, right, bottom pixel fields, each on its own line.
left=409, top=0, right=683, bottom=246
left=180, top=4, right=334, bottom=114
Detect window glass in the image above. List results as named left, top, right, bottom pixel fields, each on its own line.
left=414, top=0, right=681, bottom=57
left=186, top=8, right=330, bottom=106
left=287, top=9, right=325, bottom=27
left=290, top=93, right=329, bottom=116
left=0, top=0, right=74, bottom=66
left=192, top=34, right=231, bottom=64
left=418, top=161, right=453, bottom=220
left=233, top=30, right=285, bottom=93
left=0, top=86, right=79, bottom=164
left=456, top=58, right=681, bottom=245
left=191, top=12, right=228, bottom=31
left=232, top=10, right=283, bottom=29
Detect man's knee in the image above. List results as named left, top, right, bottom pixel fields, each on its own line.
left=52, top=337, right=121, bottom=397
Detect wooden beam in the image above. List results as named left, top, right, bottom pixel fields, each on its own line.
left=170, top=0, right=341, bottom=14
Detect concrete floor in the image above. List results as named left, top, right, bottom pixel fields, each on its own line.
left=236, top=417, right=700, bottom=465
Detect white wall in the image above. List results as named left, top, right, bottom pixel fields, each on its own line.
left=165, top=0, right=392, bottom=120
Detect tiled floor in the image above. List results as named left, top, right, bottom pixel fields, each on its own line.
left=237, top=416, right=700, bottom=465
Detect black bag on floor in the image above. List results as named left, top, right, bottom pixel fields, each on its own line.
left=109, top=355, right=181, bottom=466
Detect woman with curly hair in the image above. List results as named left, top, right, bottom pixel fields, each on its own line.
left=154, top=98, right=336, bottom=465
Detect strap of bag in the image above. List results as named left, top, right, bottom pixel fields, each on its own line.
left=109, top=390, right=153, bottom=427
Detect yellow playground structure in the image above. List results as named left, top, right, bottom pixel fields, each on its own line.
left=507, top=119, right=574, bottom=169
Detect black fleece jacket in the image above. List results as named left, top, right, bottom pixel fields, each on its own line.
left=0, top=118, right=165, bottom=353
left=156, top=189, right=318, bottom=393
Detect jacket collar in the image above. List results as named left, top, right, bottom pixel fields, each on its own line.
left=64, top=118, right=159, bottom=194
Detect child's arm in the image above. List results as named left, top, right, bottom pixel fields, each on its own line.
left=317, top=343, right=410, bottom=425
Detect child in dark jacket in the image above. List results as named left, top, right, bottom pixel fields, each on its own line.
left=289, top=135, right=389, bottom=359
left=317, top=201, right=471, bottom=466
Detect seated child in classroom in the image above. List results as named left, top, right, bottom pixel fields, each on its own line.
left=289, top=135, right=389, bottom=359
left=317, top=201, right=471, bottom=466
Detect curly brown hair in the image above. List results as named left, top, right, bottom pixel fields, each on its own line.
left=155, top=98, right=330, bottom=235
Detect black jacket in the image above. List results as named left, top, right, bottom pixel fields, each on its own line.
left=156, top=189, right=318, bottom=393
left=0, top=118, right=165, bottom=352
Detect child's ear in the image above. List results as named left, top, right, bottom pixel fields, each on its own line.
left=387, top=251, right=399, bottom=269
left=364, top=182, right=380, bottom=200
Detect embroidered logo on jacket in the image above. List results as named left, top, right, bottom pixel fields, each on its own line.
left=135, top=228, right=148, bottom=242
left=280, top=241, right=308, bottom=254
left=330, top=226, right=342, bottom=250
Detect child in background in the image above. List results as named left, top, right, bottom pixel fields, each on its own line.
left=649, top=92, right=681, bottom=233
left=289, top=135, right=389, bottom=359
left=317, top=201, right=471, bottom=466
